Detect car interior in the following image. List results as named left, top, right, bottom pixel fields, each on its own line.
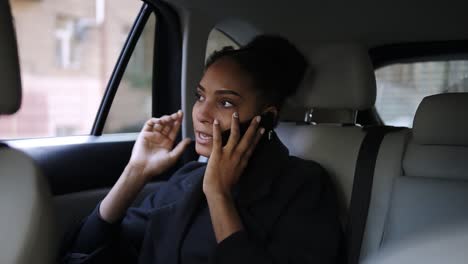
left=1, top=0, right=468, bottom=263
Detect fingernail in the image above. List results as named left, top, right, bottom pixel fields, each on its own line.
left=214, top=119, right=219, bottom=125
left=260, top=128, right=265, bottom=134
left=256, top=116, right=261, bottom=122
left=233, top=112, right=239, bottom=118
left=178, top=109, right=182, bottom=115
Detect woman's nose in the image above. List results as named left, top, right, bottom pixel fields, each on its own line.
left=196, top=101, right=214, bottom=124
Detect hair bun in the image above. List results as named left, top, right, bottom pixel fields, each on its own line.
left=246, top=35, right=308, bottom=98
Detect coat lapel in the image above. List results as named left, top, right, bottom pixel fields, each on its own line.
left=237, top=131, right=289, bottom=205
left=236, top=131, right=293, bottom=242
left=156, top=165, right=206, bottom=264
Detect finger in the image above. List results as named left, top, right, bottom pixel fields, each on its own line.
left=159, top=115, right=173, bottom=124
left=226, top=112, right=240, bottom=150
left=170, top=110, right=183, bottom=121
left=236, top=115, right=261, bottom=153
left=158, top=115, right=176, bottom=135
left=212, top=119, right=222, bottom=154
left=153, top=123, right=164, bottom=133
left=143, top=118, right=161, bottom=132
left=167, top=111, right=183, bottom=138
left=169, top=138, right=192, bottom=160
left=168, top=120, right=181, bottom=141
left=162, top=122, right=173, bottom=135
left=243, top=127, right=265, bottom=161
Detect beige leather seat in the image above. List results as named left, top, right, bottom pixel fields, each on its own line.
left=361, top=93, right=468, bottom=261
left=362, top=224, right=468, bottom=264
left=277, top=45, right=468, bottom=264
left=0, top=1, right=56, bottom=263
left=275, top=44, right=411, bottom=263
left=277, top=43, right=380, bottom=224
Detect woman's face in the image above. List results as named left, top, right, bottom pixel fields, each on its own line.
left=192, top=57, right=261, bottom=157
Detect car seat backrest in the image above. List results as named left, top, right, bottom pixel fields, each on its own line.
left=0, top=1, right=56, bottom=263
left=361, top=93, right=468, bottom=260
left=359, top=128, right=410, bottom=260
left=277, top=124, right=368, bottom=223
left=277, top=43, right=377, bottom=224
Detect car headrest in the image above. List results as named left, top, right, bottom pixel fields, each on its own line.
left=284, top=43, right=376, bottom=114
left=413, top=93, right=468, bottom=146
left=404, top=93, right=468, bottom=180
left=0, top=1, right=22, bottom=115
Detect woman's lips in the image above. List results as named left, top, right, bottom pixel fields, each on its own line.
left=196, top=131, right=213, bottom=145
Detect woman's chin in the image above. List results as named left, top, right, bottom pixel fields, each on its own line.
left=195, top=143, right=212, bottom=157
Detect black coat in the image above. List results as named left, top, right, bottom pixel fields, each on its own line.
left=61, top=132, right=343, bottom=263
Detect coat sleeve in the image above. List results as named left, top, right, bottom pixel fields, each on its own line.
left=59, top=161, right=205, bottom=264
left=59, top=183, right=166, bottom=264
left=212, top=170, right=343, bottom=264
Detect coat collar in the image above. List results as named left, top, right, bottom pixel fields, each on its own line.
left=237, top=130, right=290, bottom=206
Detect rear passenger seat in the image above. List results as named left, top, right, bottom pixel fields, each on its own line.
left=278, top=44, right=468, bottom=263
left=362, top=93, right=468, bottom=261
left=277, top=43, right=380, bottom=225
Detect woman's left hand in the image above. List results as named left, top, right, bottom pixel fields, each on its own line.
left=203, top=112, right=265, bottom=197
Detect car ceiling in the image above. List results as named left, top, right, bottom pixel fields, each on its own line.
left=166, top=0, right=468, bottom=48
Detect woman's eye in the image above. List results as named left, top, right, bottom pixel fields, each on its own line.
left=221, top=100, right=234, bottom=108
left=194, top=92, right=205, bottom=102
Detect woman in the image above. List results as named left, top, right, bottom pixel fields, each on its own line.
left=62, top=35, right=342, bottom=263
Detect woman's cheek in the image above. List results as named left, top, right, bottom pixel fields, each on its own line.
left=218, top=111, right=235, bottom=131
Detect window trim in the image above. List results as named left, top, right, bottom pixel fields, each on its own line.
left=370, top=39, right=468, bottom=69
left=150, top=0, right=183, bottom=118
left=370, top=40, right=468, bottom=127
left=91, top=4, right=152, bottom=135
left=92, top=1, right=183, bottom=135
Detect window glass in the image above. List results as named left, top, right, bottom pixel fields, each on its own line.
left=375, top=60, right=468, bottom=127
left=0, top=0, right=141, bottom=139
left=103, top=14, right=156, bottom=134
left=205, top=29, right=240, bottom=62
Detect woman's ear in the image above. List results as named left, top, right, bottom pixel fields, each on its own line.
left=260, top=106, right=279, bottom=129
left=262, top=106, right=278, bottom=119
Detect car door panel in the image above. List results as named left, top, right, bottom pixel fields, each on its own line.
left=54, top=181, right=163, bottom=241
left=10, top=134, right=137, bottom=195
left=8, top=134, right=196, bottom=240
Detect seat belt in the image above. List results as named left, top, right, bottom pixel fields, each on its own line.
left=346, top=126, right=403, bottom=264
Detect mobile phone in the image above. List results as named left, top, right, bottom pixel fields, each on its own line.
left=221, top=111, right=275, bottom=146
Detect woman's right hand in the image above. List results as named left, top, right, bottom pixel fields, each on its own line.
left=128, top=110, right=192, bottom=183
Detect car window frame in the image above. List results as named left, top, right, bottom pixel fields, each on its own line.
left=370, top=40, right=468, bottom=69
left=92, top=1, right=182, bottom=136
left=362, top=40, right=468, bottom=126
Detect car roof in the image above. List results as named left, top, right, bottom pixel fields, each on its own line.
left=165, top=0, right=468, bottom=48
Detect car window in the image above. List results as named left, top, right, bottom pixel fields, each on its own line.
left=0, top=0, right=141, bottom=139
left=103, top=13, right=156, bottom=134
left=205, top=28, right=239, bottom=62
left=375, top=60, right=468, bottom=127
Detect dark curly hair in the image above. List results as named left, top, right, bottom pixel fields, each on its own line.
left=205, top=35, right=309, bottom=110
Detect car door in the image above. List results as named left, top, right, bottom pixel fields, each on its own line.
left=2, top=0, right=187, bottom=241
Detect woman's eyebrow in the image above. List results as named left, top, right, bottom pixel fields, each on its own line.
left=197, top=84, right=242, bottom=98
left=215, top=89, right=242, bottom=98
